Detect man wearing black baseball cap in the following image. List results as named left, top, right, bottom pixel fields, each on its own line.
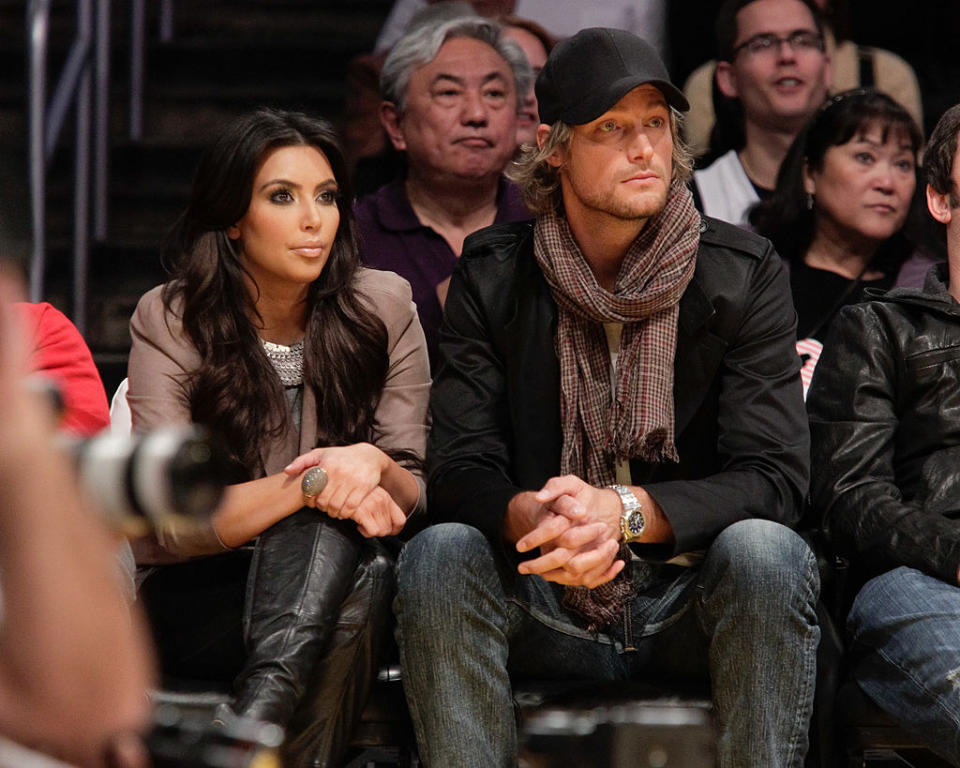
left=397, top=28, right=818, bottom=767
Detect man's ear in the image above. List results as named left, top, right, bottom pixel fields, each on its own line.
left=927, top=184, right=954, bottom=225
left=380, top=102, right=407, bottom=152
left=715, top=61, right=739, bottom=100
left=537, top=124, right=565, bottom=168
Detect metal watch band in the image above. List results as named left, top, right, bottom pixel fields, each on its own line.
left=609, top=483, right=645, bottom=543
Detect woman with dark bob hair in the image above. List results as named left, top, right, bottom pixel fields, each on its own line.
left=750, top=89, right=932, bottom=390
left=126, top=108, right=429, bottom=765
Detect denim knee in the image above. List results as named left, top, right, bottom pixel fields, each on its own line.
left=396, top=523, right=500, bottom=619
left=399, top=522, right=492, bottom=583
left=847, top=567, right=960, bottom=763
left=850, top=567, right=957, bottom=625
left=695, top=521, right=820, bottom=767
left=848, top=566, right=960, bottom=652
left=702, top=519, right=820, bottom=606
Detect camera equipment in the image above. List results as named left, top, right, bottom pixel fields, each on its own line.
left=67, top=426, right=232, bottom=537
left=145, top=702, right=283, bottom=768
left=522, top=697, right=716, bottom=768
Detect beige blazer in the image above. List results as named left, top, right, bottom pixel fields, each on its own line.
left=127, top=267, right=431, bottom=560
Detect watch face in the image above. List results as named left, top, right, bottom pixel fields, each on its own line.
left=626, top=511, right=645, bottom=537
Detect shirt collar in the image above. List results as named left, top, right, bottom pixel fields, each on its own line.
left=375, top=175, right=529, bottom=233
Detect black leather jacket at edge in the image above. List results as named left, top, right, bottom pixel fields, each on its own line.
left=809, top=263, right=960, bottom=586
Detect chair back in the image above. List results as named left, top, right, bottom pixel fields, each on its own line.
left=110, top=377, right=132, bottom=435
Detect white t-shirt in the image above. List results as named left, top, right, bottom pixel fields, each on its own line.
left=693, top=149, right=760, bottom=227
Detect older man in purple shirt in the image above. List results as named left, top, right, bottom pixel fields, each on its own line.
left=356, top=16, right=531, bottom=362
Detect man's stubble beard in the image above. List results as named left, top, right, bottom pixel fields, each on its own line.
left=590, top=185, right=670, bottom=223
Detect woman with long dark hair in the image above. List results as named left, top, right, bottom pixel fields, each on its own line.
left=126, top=108, right=429, bottom=765
left=750, top=89, right=931, bottom=392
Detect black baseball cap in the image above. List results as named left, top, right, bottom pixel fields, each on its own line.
left=536, top=28, right=689, bottom=126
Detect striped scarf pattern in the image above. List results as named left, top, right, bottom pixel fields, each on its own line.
left=534, top=182, right=701, bottom=630
left=534, top=182, right=701, bottom=486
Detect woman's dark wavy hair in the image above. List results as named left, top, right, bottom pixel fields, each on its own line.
left=162, top=108, right=389, bottom=474
left=750, top=89, right=925, bottom=273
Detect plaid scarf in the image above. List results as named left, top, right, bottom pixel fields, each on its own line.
left=534, top=182, right=700, bottom=629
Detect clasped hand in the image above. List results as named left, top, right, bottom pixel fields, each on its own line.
left=511, top=475, right=625, bottom=589
left=284, top=443, right=406, bottom=538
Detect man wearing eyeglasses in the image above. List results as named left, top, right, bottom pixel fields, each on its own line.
left=693, top=0, right=831, bottom=225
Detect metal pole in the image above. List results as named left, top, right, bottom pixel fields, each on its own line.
left=93, top=0, right=110, bottom=241
left=43, top=35, right=90, bottom=162
left=27, top=0, right=50, bottom=302
left=73, top=0, right=92, bottom=333
left=159, top=0, right=174, bottom=43
left=130, top=0, right=144, bottom=140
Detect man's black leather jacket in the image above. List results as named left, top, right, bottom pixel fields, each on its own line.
left=427, top=217, right=810, bottom=557
left=808, top=264, right=960, bottom=585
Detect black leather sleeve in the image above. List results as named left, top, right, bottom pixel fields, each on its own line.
left=808, top=303, right=960, bottom=584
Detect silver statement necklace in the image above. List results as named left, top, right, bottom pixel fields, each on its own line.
left=261, top=338, right=305, bottom=387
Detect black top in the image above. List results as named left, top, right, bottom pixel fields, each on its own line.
left=427, top=216, right=809, bottom=557
left=790, top=259, right=895, bottom=341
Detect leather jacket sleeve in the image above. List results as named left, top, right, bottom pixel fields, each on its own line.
left=808, top=303, right=960, bottom=585
left=127, top=287, right=198, bottom=435
left=426, top=254, right=524, bottom=544
left=359, top=270, right=431, bottom=520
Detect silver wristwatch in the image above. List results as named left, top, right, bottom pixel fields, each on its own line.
left=609, top=484, right=645, bottom=543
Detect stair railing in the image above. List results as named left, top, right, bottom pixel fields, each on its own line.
left=130, top=0, right=174, bottom=141
left=27, top=0, right=110, bottom=334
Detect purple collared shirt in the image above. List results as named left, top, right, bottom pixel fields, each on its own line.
left=356, top=176, right=531, bottom=364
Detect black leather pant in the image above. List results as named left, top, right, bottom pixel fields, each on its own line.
left=141, top=510, right=394, bottom=767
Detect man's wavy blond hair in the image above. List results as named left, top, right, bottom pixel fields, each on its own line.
left=507, top=108, right=694, bottom=215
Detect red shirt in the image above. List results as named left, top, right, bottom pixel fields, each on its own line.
left=18, top=302, right=110, bottom=436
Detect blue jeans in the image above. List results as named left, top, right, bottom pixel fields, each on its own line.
left=395, top=519, right=820, bottom=768
left=848, top=566, right=960, bottom=766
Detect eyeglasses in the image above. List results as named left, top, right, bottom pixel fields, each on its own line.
left=732, top=30, right=824, bottom=58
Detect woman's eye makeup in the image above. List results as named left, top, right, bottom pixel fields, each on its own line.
left=266, top=184, right=339, bottom=205
left=269, top=187, right=294, bottom=203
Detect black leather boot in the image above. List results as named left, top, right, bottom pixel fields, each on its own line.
left=230, top=510, right=362, bottom=728
left=281, top=543, right=395, bottom=768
